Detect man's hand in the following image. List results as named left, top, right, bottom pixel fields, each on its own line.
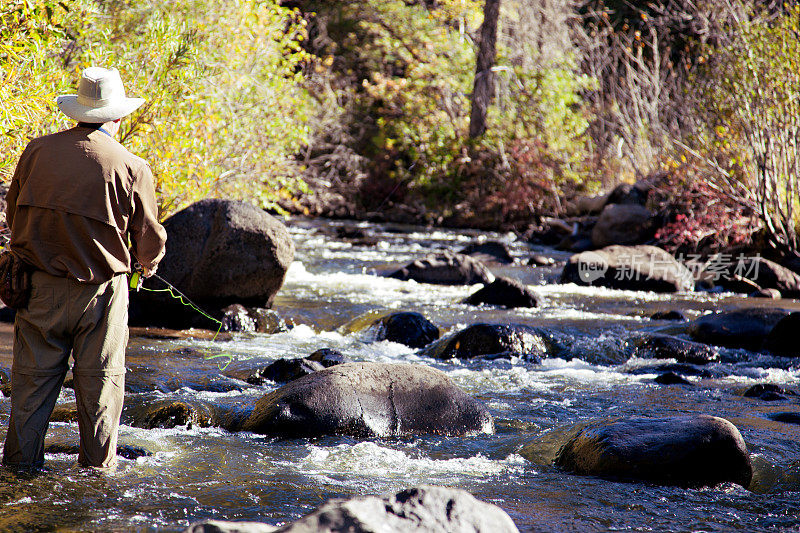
left=142, top=266, right=156, bottom=278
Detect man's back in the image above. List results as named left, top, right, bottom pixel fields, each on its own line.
left=7, top=125, right=165, bottom=283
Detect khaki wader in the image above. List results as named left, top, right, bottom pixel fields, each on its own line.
left=2, top=270, right=128, bottom=471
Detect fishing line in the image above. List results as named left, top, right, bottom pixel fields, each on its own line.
left=133, top=272, right=235, bottom=371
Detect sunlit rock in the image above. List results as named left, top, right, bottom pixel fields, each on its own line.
left=552, top=415, right=752, bottom=488
left=131, top=199, right=294, bottom=329
left=185, top=485, right=519, bottom=533
left=240, top=363, right=494, bottom=438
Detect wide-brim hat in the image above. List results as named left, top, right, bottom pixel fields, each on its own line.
left=56, top=66, right=144, bottom=123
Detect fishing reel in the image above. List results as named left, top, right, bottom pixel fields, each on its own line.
left=128, top=263, right=144, bottom=291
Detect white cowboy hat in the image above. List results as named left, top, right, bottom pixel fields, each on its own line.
left=56, top=66, right=144, bottom=123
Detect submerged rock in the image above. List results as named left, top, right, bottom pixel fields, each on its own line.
left=185, top=485, right=519, bottom=533
left=386, top=250, right=494, bottom=285
left=240, top=363, right=494, bottom=438
left=561, top=245, right=694, bottom=293
left=132, top=199, right=294, bottom=328
left=765, top=312, right=800, bottom=357
left=464, top=276, right=539, bottom=308
left=689, top=308, right=790, bottom=351
left=631, top=334, right=719, bottom=365
left=626, top=362, right=716, bottom=379
left=419, top=323, right=553, bottom=361
left=554, top=415, right=752, bottom=488
left=370, top=312, right=440, bottom=348
left=458, top=240, right=514, bottom=264
left=768, top=412, right=800, bottom=425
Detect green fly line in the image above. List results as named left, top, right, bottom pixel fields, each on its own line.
left=136, top=276, right=236, bottom=371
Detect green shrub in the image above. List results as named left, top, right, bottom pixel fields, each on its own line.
left=1, top=0, right=314, bottom=217
left=693, top=3, right=800, bottom=253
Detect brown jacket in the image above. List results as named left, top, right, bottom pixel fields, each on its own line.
left=5, top=125, right=167, bottom=283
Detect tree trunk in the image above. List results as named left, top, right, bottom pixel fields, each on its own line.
left=469, top=0, right=502, bottom=139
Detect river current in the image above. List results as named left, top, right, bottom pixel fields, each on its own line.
left=1, top=218, right=799, bottom=532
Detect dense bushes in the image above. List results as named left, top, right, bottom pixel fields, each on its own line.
left=299, top=0, right=595, bottom=228
left=1, top=0, right=313, bottom=217
left=2, top=0, right=799, bottom=250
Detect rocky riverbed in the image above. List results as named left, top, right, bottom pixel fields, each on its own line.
left=1, top=217, right=799, bottom=532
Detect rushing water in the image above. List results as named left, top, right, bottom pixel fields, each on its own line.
left=1, top=218, right=800, bottom=532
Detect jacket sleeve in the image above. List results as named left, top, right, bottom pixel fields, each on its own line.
left=129, top=163, right=167, bottom=273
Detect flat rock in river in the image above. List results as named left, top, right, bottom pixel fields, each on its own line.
left=240, top=362, right=494, bottom=438
left=553, top=415, right=752, bottom=488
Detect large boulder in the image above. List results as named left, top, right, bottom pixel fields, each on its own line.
left=133, top=199, right=294, bottom=327
left=420, top=323, right=553, bottom=361
left=631, top=334, right=719, bottom=364
left=553, top=415, right=752, bottom=488
left=689, top=308, right=791, bottom=351
left=240, top=363, right=494, bottom=438
left=561, top=245, right=694, bottom=293
left=185, top=486, right=519, bottom=533
left=591, top=204, right=654, bottom=248
left=464, top=277, right=539, bottom=309
left=369, top=312, right=440, bottom=348
left=386, top=251, right=494, bottom=285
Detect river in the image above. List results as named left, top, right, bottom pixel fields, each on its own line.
left=1, top=218, right=799, bottom=531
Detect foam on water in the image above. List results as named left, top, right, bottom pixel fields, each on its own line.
left=282, top=441, right=527, bottom=487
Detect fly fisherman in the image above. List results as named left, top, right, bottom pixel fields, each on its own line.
left=2, top=66, right=167, bottom=471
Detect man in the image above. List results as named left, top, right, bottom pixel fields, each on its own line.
left=2, top=66, right=167, bottom=471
